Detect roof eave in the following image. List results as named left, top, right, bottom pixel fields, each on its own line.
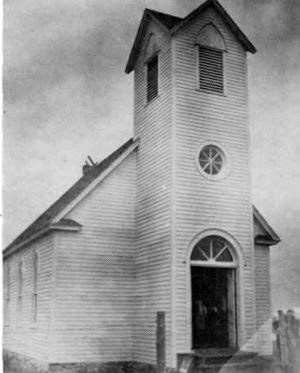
left=3, top=221, right=81, bottom=259
left=255, top=237, right=281, bottom=246
left=125, top=10, right=148, bottom=74
left=253, top=205, right=281, bottom=243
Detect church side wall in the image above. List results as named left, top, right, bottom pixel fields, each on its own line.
left=133, top=21, right=173, bottom=366
left=3, top=234, right=55, bottom=366
left=49, top=153, right=136, bottom=363
left=254, top=244, right=272, bottom=355
left=173, top=7, right=256, bottom=353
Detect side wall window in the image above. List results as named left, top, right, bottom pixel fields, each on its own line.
left=146, top=54, right=158, bottom=102
left=17, top=261, right=24, bottom=323
left=32, top=253, right=39, bottom=322
left=4, top=263, right=10, bottom=325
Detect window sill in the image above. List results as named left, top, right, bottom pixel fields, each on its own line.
left=195, top=88, right=227, bottom=97
left=144, top=94, right=160, bottom=108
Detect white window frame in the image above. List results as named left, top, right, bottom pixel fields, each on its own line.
left=185, top=229, right=244, bottom=352
left=4, top=263, right=10, bottom=326
left=32, top=252, right=39, bottom=323
left=195, top=141, right=230, bottom=181
left=17, top=261, right=24, bottom=325
left=190, top=236, right=237, bottom=268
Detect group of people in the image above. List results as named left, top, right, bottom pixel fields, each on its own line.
left=273, top=309, right=300, bottom=373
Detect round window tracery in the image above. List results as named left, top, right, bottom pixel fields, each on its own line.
left=191, top=235, right=235, bottom=265
left=199, top=145, right=224, bottom=176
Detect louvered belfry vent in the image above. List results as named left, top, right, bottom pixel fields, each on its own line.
left=199, top=46, right=224, bottom=94
left=147, top=54, right=158, bottom=102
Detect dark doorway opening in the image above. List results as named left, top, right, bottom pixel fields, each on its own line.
left=191, top=267, right=236, bottom=349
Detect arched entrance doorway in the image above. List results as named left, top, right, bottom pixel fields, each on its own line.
left=190, top=235, right=238, bottom=349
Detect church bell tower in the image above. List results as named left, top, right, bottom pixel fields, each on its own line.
left=126, top=0, right=259, bottom=367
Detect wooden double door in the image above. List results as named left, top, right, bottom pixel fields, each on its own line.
left=191, top=267, right=237, bottom=349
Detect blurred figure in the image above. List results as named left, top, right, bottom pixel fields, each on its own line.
left=286, top=309, right=300, bottom=373
left=277, top=310, right=290, bottom=372
left=286, top=309, right=299, bottom=340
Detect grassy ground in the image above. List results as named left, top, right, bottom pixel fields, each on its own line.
left=4, top=357, right=300, bottom=373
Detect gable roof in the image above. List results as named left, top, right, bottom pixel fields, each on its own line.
left=4, top=138, right=137, bottom=255
left=171, top=0, right=256, bottom=52
left=125, top=0, right=256, bottom=74
left=125, top=9, right=182, bottom=74
left=253, top=205, right=281, bottom=245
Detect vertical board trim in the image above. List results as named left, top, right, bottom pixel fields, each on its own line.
left=170, top=35, right=177, bottom=368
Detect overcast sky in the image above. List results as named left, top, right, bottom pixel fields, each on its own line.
left=3, top=0, right=300, bottom=279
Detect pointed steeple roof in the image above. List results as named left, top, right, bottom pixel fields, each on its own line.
left=125, top=0, right=256, bottom=73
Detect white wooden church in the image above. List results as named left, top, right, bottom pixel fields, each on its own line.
left=3, top=1, right=280, bottom=372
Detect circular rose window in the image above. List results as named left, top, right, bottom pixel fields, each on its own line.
left=198, top=144, right=224, bottom=176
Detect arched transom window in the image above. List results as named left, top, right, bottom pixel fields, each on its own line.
left=191, top=235, right=236, bottom=267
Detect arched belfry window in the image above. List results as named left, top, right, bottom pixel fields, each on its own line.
left=145, top=33, right=159, bottom=103
left=196, top=23, right=226, bottom=50
left=196, top=23, right=226, bottom=94
left=191, top=235, right=236, bottom=267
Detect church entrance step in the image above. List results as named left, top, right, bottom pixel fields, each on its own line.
left=178, top=349, right=259, bottom=373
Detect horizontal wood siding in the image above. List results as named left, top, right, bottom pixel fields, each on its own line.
left=133, top=20, right=173, bottom=366
left=255, top=245, right=272, bottom=355
left=50, top=153, right=136, bottom=363
left=3, top=234, right=55, bottom=361
left=173, top=7, right=256, bottom=352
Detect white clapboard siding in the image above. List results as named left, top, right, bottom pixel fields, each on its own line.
left=173, top=7, right=256, bottom=352
left=49, top=153, right=137, bottom=363
left=255, top=245, right=272, bottom=355
left=3, top=234, right=55, bottom=362
left=133, top=20, right=173, bottom=366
